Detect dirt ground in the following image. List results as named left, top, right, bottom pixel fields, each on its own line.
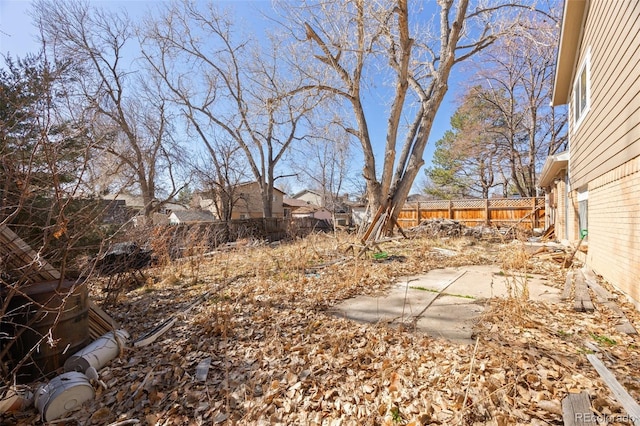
left=7, top=232, right=640, bottom=425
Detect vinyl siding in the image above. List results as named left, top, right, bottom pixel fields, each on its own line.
left=569, top=0, right=640, bottom=188
left=233, top=182, right=284, bottom=219
left=587, top=156, right=640, bottom=303
left=553, top=0, right=640, bottom=305
left=296, top=192, right=323, bottom=206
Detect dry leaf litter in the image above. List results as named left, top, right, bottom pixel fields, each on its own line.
left=6, top=232, right=640, bottom=425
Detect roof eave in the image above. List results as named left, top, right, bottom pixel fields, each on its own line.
left=538, top=151, right=569, bottom=188
left=551, top=0, right=588, bottom=107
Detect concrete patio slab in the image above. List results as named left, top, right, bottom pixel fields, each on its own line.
left=330, top=265, right=562, bottom=344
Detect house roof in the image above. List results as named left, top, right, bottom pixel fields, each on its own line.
left=292, top=189, right=321, bottom=199
left=292, top=205, right=324, bottom=214
left=283, top=197, right=313, bottom=208
left=170, top=210, right=216, bottom=223
left=103, top=193, right=146, bottom=208
left=551, top=0, right=588, bottom=106
left=538, top=151, right=569, bottom=188
left=406, top=194, right=433, bottom=203
left=236, top=181, right=285, bottom=194
left=291, top=205, right=332, bottom=220
left=102, top=193, right=186, bottom=211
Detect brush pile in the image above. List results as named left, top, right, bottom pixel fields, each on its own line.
left=408, top=218, right=506, bottom=240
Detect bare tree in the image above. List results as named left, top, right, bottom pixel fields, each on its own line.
left=471, top=12, right=566, bottom=196
left=191, top=136, right=249, bottom=221
left=296, top=121, right=353, bottom=209
left=424, top=4, right=563, bottom=199
left=33, top=0, right=185, bottom=218
left=280, top=0, right=542, bottom=231
left=141, top=1, right=319, bottom=218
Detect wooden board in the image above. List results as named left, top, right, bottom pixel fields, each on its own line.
left=615, top=321, right=638, bottom=335
left=574, top=271, right=594, bottom=312
left=579, top=268, right=636, bottom=334
left=0, top=225, right=116, bottom=343
left=582, top=268, right=616, bottom=302
left=601, top=300, right=638, bottom=335
left=587, top=354, right=640, bottom=425
left=562, top=271, right=574, bottom=301
left=0, top=224, right=61, bottom=282
left=89, top=301, right=120, bottom=340
left=562, top=392, right=596, bottom=425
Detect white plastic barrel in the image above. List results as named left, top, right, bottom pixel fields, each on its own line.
left=63, top=329, right=129, bottom=373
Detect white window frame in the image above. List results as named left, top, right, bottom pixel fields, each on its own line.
left=572, top=49, right=590, bottom=129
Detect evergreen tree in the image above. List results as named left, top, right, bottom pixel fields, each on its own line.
left=424, top=87, right=503, bottom=199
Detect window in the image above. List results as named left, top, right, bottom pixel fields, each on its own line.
left=573, top=50, right=590, bottom=126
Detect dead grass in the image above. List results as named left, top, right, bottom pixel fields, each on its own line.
left=7, top=232, right=640, bottom=425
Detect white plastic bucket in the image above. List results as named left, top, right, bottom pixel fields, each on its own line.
left=34, top=371, right=94, bottom=421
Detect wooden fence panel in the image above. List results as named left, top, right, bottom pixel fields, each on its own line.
left=398, top=197, right=545, bottom=229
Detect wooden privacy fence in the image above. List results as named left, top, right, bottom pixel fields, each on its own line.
left=397, top=197, right=545, bottom=229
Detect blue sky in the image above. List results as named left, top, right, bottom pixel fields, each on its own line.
left=0, top=0, right=459, bottom=194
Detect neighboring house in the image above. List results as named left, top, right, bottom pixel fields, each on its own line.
left=349, top=202, right=370, bottom=227
left=293, top=205, right=333, bottom=221
left=283, top=197, right=314, bottom=218
left=539, top=0, right=640, bottom=304
left=292, top=189, right=324, bottom=206
left=103, top=193, right=186, bottom=215
left=192, top=192, right=216, bottom=213
left=98, top=199, right=127, bottom=224
left=291, top=190, right=355, bottom=226
left=169, top=210, right=217, bottom=225
left=196, top=182, right=285, bottom=219
left=283, top=198, right=332, bottom=221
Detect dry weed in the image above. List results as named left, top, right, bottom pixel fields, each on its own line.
left=9, top=232, right=640, bottom=425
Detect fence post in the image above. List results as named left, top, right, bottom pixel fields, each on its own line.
left=416, top=202, right=421, bottom=227
left=532, top=197, right=538, bottom=229
left=485, top=199, right=490, bottom=226
left=448, top=200, right=453, bottom=220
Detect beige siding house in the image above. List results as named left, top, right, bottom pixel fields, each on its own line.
left=233, top=182, right=284, bottom=219
left=540, top=0, right=640, bottom=304
left=292, top=189, right=324, bottom=206
left=196, top=182, right=285, bottom=220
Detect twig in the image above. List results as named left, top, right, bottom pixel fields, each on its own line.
left=47, top=418, right=77, bottom=424
left=401, top=278, right=417, bottom=322
left=502, top=206, right=543, bottom=237
left=106, top=420, right=140, bottom=426
left=131, top=368, right=154, bottom=400
left=462, top=336, right=480, bottom=410
left=412, top=271, right=467, bottom=320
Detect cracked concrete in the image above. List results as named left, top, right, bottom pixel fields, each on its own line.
left=330, top=265, right=562, bottom=344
